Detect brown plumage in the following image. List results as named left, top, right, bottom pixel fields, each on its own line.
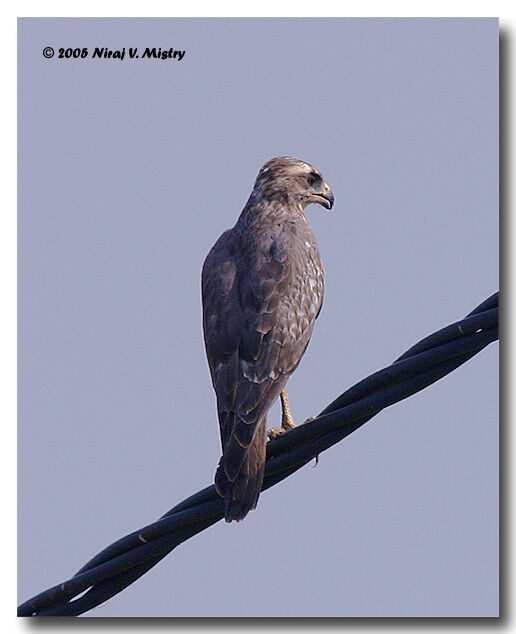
left=201, top=156, right=334, bottom=521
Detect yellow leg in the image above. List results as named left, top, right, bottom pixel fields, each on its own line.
left=267, top=389, right=297, bottom=439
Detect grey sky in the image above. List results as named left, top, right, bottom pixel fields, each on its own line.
left=18, top=18, right=498, bottom=616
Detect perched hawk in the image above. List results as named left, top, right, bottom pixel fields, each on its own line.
left=202, top=156, right=334, bottom=522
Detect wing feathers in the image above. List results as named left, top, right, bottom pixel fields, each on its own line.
left=202, top=210, right=324, bottom=521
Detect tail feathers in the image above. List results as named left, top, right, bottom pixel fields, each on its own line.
left=215, top=419, right=266, bottom=522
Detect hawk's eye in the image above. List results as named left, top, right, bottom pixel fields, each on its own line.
left=307, top=172, right=322, bottom=188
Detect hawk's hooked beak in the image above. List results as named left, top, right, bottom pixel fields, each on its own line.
left=320, top=189, right=334, bottom=210
left=311, top=184, right=334, bottom=210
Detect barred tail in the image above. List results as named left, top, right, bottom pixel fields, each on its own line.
left=214, top=418, right=266, bottom=522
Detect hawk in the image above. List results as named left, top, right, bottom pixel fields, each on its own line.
left=202, top=156, right=334, bottom=522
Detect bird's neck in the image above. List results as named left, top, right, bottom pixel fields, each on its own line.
left=237, top=193, right=306, bottom=230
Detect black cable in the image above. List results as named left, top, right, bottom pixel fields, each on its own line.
left=18, top=293, right=498, bottom=617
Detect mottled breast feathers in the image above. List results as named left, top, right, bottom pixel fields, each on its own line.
left=202, top=208, right=323, bottom=419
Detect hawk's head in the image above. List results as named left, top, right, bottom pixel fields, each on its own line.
left=253, top=156, right=334, bottom=211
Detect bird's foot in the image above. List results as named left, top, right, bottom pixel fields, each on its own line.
left=267, top=426, right=289, bottom=440
left=268, top=416, right=297, bottom=440
left=268, top=415, right=317, bottom=440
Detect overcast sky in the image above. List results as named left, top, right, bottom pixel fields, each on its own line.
left=18, top=18, right=498, bottom=616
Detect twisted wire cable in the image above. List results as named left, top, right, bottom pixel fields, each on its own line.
left=18, top=292, right=499, bottom=617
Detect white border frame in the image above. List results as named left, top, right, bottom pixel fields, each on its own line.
left=6, top=3, right=506, bottom=630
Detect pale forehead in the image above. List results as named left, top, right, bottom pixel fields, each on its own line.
left=260, top=160, right=316, bottom=176
left=283, top=159, right=314, bottom=171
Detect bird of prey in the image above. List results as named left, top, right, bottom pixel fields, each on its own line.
left=202, top=156, right=334, bottom=522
